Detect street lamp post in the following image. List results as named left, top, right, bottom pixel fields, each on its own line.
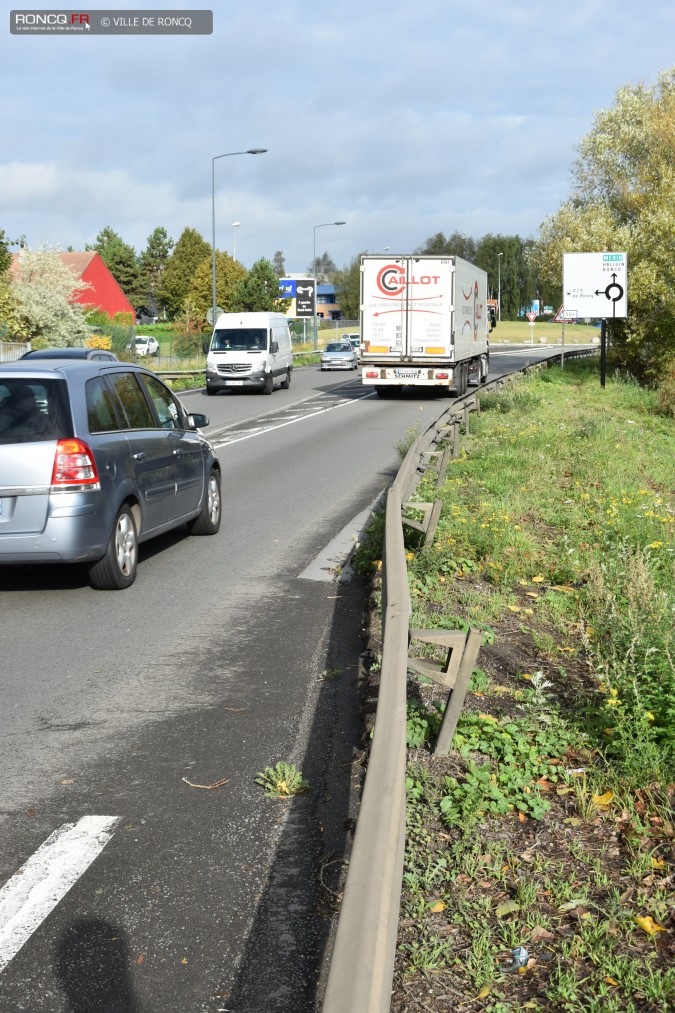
left=211, top=149, right=267, bottom=330
left=497, top=252, right=504, bottom=322
left=231, top=222, right=240, bottom=261
left=312, top=221, right=346, bottom=348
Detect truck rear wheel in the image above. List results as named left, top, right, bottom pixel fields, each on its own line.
left=456, top=362, right=469, bottom=396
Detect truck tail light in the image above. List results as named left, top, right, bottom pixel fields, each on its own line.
left=51, top=438, right=100, bottom=488
left=365, top=371, right=379, bottom=379
left=435, top=372, right=450, bottom=380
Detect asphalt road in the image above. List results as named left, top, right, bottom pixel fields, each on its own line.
left=0, top=348, right=594, bottom=1011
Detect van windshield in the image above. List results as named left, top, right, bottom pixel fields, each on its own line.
left=212, top=329, right=267, bottom=352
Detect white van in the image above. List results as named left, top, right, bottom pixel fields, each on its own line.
left=205, top=312, right=293, bottom=396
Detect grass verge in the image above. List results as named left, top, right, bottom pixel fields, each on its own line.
left=369, top=361, right=674, bottom=1011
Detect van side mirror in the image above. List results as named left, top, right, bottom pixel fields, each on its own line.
left=270, top=340, right=279, bottom=353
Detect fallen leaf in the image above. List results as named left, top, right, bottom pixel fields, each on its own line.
left=603, top=976, right=620, bottom=987
left=496, top=900, right=521, bottom=917
left=592, top=790, right=614, bottom=806
left=135, top=953, right=145, bottom=966
left=478, top=713, right=499, bottom=723
left=530, top=926, right=556, bottom=942
left=563, top=817, right=582, bottom=826
left=558, top=899, right=588, bottom=912
left=531, top=575, right=545, bottom=583
left=518, top=811, right=526, bottom=822
left=59, top=779, right=74, bottom=785
left=652, top=857, right=666, bottom=870
left=181, top=957, right=189, bottom=965
left=428, top=901, right=446, bottom=913
left=635, top=915, right=666, bottom=936
left=525, top=592, right=539, bottom=599
left=507, top=605, right=521, bottom=612
left=476, top=984, right=492, bottom=999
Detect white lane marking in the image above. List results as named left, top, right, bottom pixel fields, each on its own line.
left=298, top=493, right=385, bottom=583
left=212, top=390, right=374, bottom=449
left=0, top=816, right=120, bottom=973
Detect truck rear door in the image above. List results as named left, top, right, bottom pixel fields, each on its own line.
left=361, top=257, right=454, bottom=361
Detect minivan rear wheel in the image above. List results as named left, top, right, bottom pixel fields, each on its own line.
left=88, top=505, right=138, bottom=590
left=280, top=369, right=291, bottom=389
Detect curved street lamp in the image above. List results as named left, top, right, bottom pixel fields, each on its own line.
left=497, top=251, right=504, bottom=322
left=231, top=221, right=240, bottom=261
left=211, top=149, right=267, bottom=327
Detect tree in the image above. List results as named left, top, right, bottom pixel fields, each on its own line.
left=157, top=227, right=211, bottom=318
left=332, top=253, right=365, bottom=321
left=0, top=228, right=11, bottom=277
left=308, top=251, right=337, bottom=283
left=415, top=230, right=478, bottom=262
left=533, top=68, right=675, bottom=382
left=9, top=247, right=93, bottom=346
left=138, top=227, right=174, bottom=311
left=88, top=227, right=141, bottom=302
left=187, top=251, right=246, bottom=319
left=232, top=257, right=288, bottom=312
left=272, top=250, right=286, bottom=278
left=475, top=234, right=536, bottom=319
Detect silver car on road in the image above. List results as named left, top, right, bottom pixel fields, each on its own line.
left=0, top=360, right=221, bottom=589
left=320, top=341, right=359, bottom=371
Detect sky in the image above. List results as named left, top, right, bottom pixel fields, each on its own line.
left=1, top=0, right=674, bottom=274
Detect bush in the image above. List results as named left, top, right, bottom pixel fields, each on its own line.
left=655, top=358, right=675, bottom=418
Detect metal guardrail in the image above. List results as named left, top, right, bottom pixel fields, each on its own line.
left=322, top=347, right=598, bottom=1012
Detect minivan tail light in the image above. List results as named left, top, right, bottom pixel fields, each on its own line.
left=51, top=438, right=100, bottom=488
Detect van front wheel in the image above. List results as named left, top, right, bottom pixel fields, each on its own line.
left=262, top=373, right=274, bottom=395
left=281, top=369, right=291, bottom=389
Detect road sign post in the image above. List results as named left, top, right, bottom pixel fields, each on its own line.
left=563, top=252, right=628, bottom=388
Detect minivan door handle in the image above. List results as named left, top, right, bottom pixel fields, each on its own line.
left=132, top=452, right=145, bottom=461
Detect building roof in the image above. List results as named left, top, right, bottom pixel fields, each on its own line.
left=10, top=251, right=96, bottom=280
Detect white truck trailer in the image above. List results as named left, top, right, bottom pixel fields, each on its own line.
left=359, top=254, right=490, bottom=397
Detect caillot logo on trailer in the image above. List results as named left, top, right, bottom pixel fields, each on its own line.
left=376, top=264, right=406, bottom=297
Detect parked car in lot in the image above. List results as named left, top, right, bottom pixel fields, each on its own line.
left=0, top=361, right=221, bottom=589
left=320, top=341, right=359, bottom=371
left=21, top=348, right=118, bottom=361
left=128, top=335, right=160, bottom=357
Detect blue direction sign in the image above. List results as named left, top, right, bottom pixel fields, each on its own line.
left=279, top=278, right=316, bottom=317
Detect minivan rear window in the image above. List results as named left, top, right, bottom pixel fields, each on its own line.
left=212, top=329, right=267, bottom=352
left=0, top=378, right=72, bottom=444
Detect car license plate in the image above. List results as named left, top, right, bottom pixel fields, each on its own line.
left=393, top=369, right=422, bottom=379
left=225, top=380, right=244, bottom=385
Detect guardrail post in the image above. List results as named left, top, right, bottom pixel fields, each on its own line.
left=402, top=500, right=442, bottom=546
left=452, top=420, right=460, bottom=457
left=407, top=627, right=482, bottom=755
